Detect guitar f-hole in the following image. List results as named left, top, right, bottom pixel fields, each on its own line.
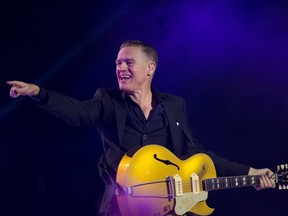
left=154, top=154, right=180, bottom=170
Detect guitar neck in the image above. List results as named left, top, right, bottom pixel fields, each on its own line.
left=203, top=175, right=262, bottom=191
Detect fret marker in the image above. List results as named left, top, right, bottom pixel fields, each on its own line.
left=251, top=176, right=255, bottom=185
left=243, top=177, right=246, bottom=186
left=217, top=179, right=220, bottom=188
left=235, top=178, right=239, bottom=187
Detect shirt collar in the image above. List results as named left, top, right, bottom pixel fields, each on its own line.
left=121, top=87, right=162, bottom=105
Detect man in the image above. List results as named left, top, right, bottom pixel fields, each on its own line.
left=7, top=40, right=275, bottom=216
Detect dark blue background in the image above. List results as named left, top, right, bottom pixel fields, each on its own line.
left=1, top=1, right=287, bottom=215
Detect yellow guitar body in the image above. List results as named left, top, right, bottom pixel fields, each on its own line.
left=116, top=144, right=216, bottom=216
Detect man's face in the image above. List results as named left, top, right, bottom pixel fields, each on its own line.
left=115, top=46, right=153, bottom=93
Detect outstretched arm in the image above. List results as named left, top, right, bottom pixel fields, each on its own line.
left=7, top=80, right=104, bottom=127
left=248, top=167, right=276, bottom=190
left=7, top=80, right=40, bottom=98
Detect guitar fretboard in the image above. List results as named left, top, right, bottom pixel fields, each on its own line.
left=203, top=175, right=261, bottom=191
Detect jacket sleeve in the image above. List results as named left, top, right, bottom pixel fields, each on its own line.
left=33, top=88, right=105, bottom=127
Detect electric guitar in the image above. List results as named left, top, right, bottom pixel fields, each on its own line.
left=116, top=144, right=288, bottom=216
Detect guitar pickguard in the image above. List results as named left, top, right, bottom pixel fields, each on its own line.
left=174, top=191, right=208, bottom=215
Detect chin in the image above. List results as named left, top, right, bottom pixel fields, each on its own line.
left=119, top=85, right=128, bottom=91
left=119, top=85, right=132, bottom=94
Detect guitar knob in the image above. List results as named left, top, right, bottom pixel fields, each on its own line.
left=163, top=205, right=171, bottom=212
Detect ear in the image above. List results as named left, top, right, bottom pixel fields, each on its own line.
left=147, top=62, right=156, bottom=76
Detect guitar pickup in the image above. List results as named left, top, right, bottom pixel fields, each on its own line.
left=174, top=174, right=183, bottom=196
left=191, top=173, right=200, bottom=194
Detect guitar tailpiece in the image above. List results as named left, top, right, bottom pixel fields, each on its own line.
left=123, top=186, right=133, bottom=195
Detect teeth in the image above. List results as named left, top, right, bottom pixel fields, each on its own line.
left=120, top=75, right=131, bottom=80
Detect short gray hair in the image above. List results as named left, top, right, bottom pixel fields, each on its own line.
left=120, top=40, right=158, bottom=65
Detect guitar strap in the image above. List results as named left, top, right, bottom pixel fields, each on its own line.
left=98, top=155, right=124, bottom=215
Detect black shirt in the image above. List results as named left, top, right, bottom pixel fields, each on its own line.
left=121, top=93, right=171, bottom=151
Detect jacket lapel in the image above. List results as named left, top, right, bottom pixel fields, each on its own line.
left=161, top=100, right=182, bottom=156
left=112, top=92, right=127, bottom=147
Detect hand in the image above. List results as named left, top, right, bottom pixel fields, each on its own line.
left=248, top=167, right=276, bottom=190
left=7, top=81, right=40, bottom=98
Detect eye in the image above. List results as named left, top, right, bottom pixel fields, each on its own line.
left=126, top=61, right=134, bottom=66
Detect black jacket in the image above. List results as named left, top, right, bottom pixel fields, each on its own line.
left=38, top=88, right=249, bottom=177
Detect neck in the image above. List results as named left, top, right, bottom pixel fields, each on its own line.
left=128, top=89, right=153, bottom=107
left=203, top=175, right=262, bottom=191
left=127, top=88, right=155, bottom=119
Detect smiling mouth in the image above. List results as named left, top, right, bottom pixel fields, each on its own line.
left=119, top=75, right=132, bottom=80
